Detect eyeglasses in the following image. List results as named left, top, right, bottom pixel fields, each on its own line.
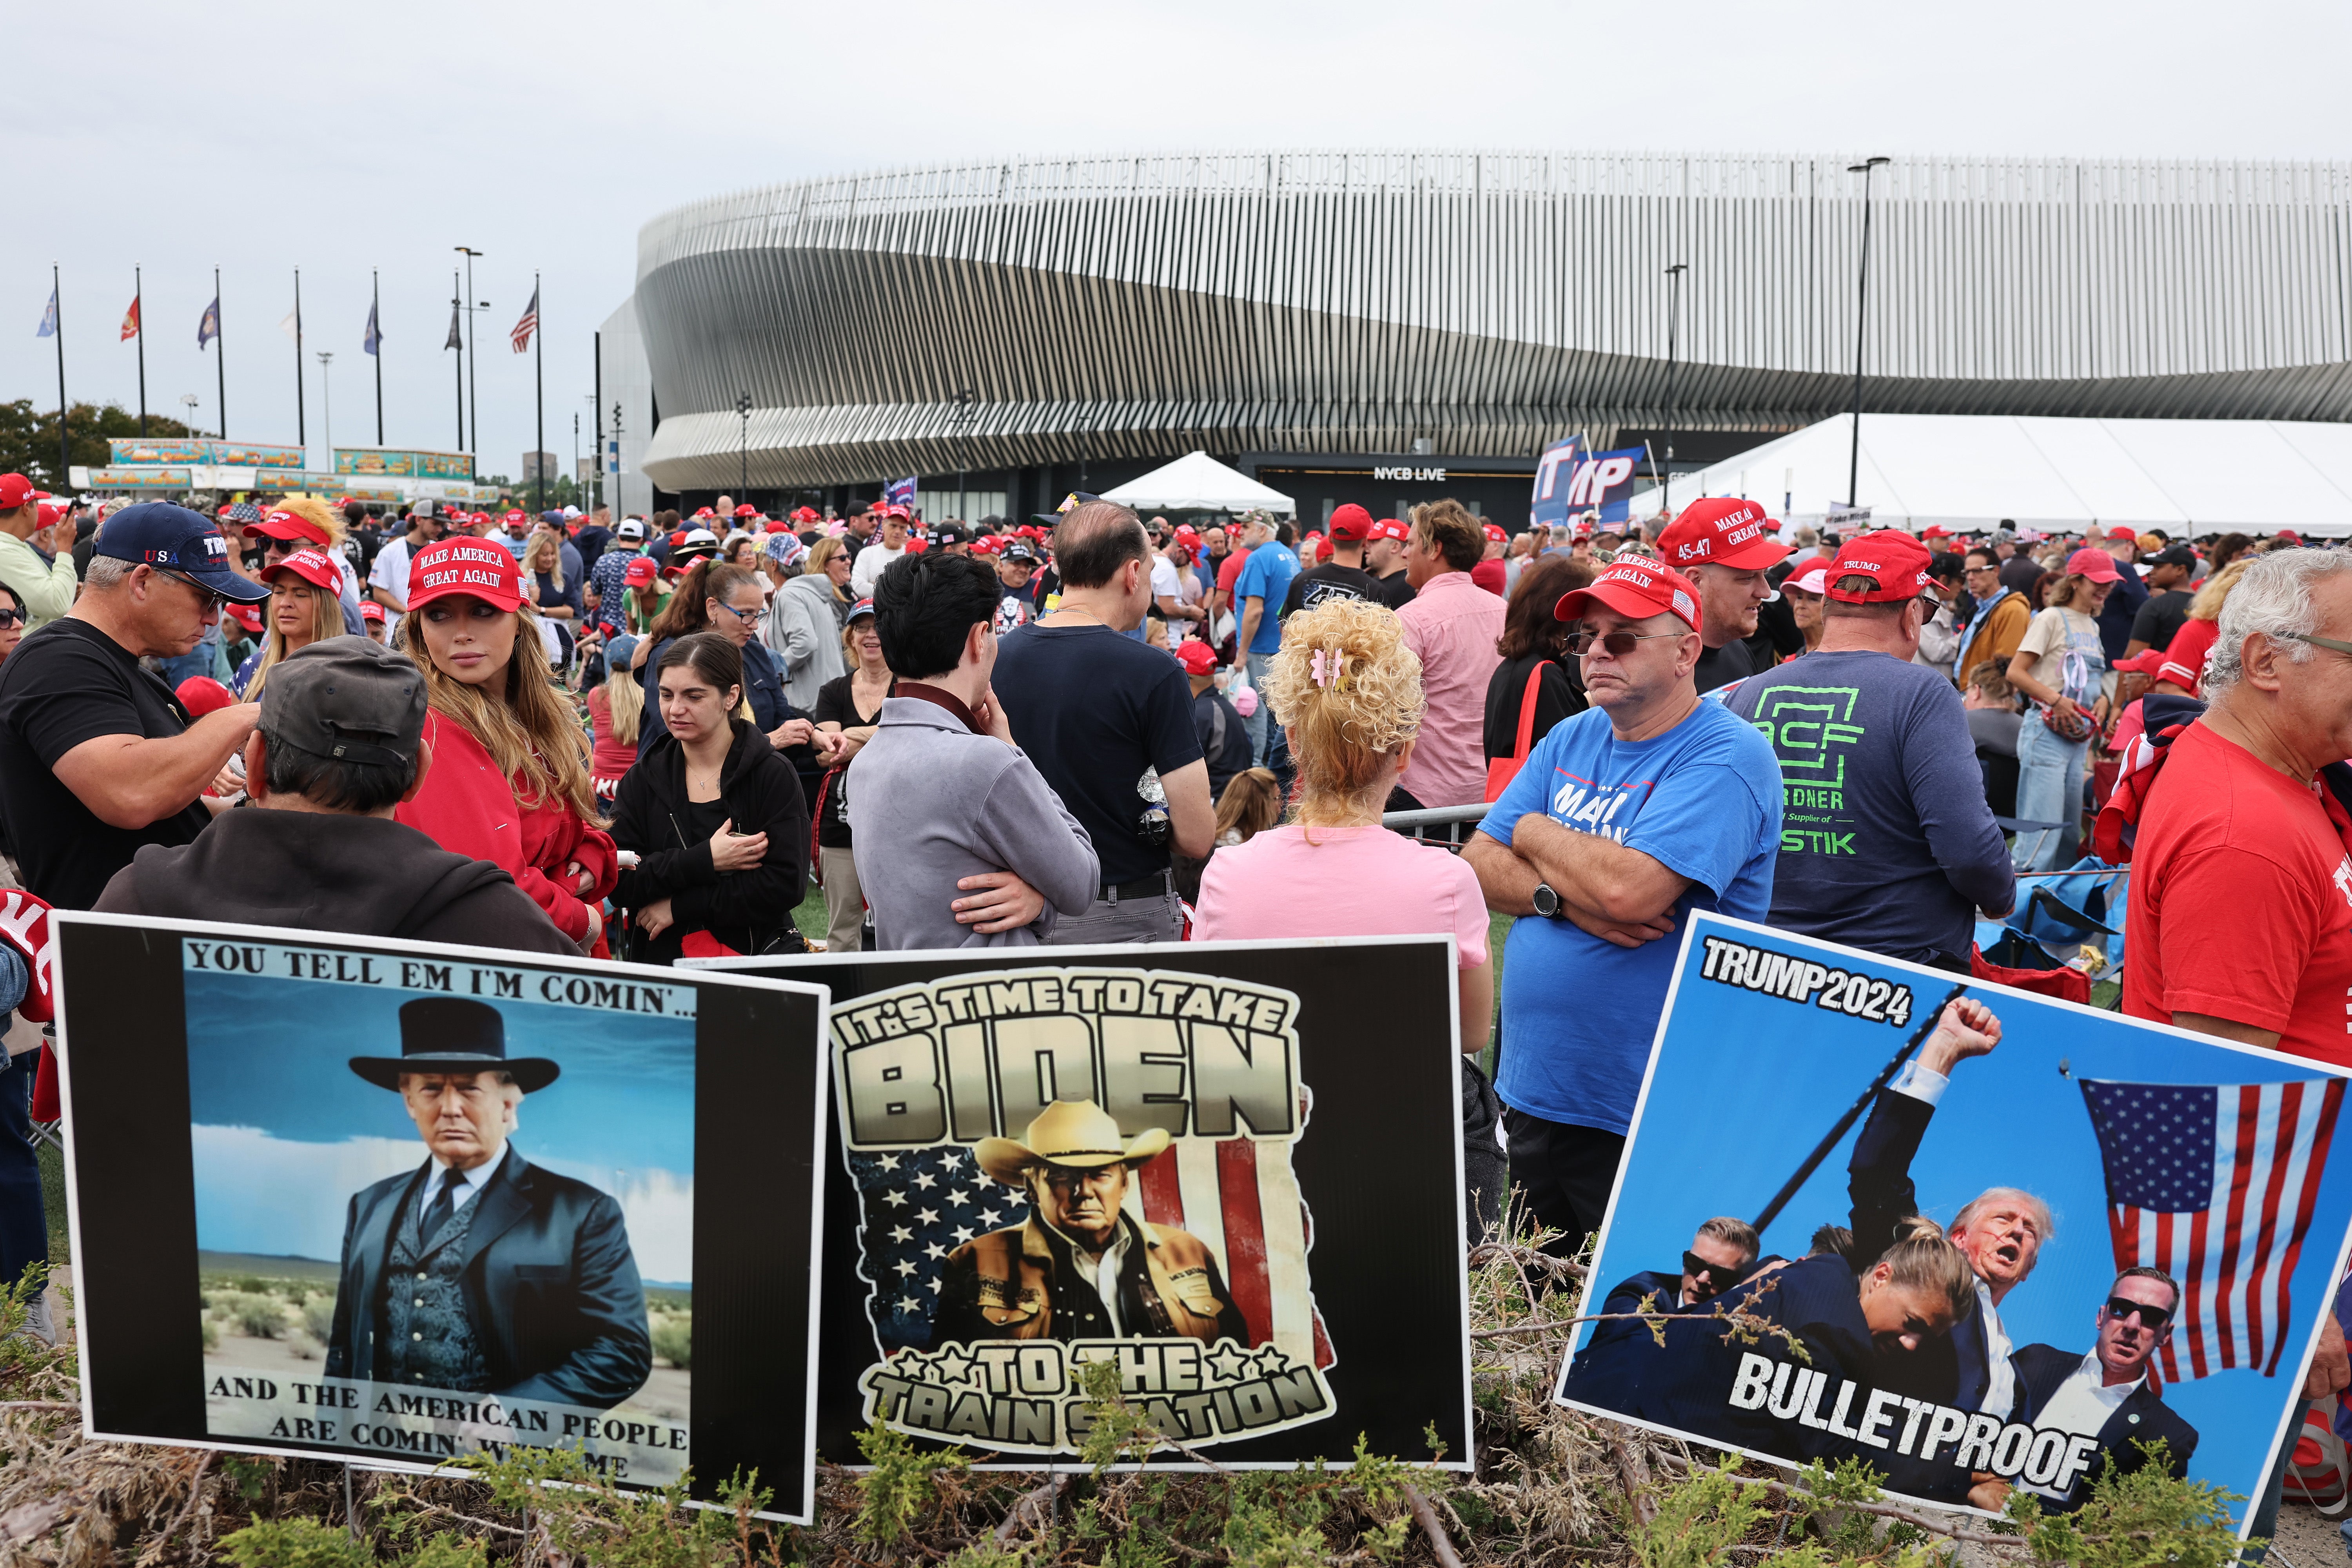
left=2277, top=630, right=2352, bottom=659
left=151, top=566, right=228, bottom=615
left=713, top=599, right=762, bottom=626
left=1565, top=628, right=1686, bottom=658
left=2102, top=1295, right=2174, bottom=1332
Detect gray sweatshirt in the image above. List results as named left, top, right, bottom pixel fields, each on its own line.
left=846, top=694, right=1100, bottom=949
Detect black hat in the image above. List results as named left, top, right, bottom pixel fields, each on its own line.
left=348, top=998, right=561, bottom=1093
left=929, top=521, right=969, bottom=546
left=262, top=638, right=426, bottom=766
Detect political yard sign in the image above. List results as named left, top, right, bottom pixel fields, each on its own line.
left=53, top=914, right=832, bottom=1524
left=1557, top=912, right=2352, bottom=1535
left=693, top=938, right=1475, bottom=1470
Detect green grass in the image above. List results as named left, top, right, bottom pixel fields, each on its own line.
left=40, top=1138, right=65, bottom=1264
left=792, top=878, right=829, bottom=946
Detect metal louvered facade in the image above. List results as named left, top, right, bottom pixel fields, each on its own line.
left=630, top=149, right=2352, bottom=493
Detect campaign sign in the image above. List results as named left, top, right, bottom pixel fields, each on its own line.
left=1530, top=437, right=1644, bottom=532
left=694, top=939, right=1474, bottom=1470
left=54, top=915, right=831, bottom=1523
left=1557, top=912, right=2352, bottom=1534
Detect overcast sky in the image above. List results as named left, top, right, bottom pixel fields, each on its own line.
left=13, top=0, right=2350, bottom=482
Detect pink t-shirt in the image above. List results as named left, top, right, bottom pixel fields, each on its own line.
left=1395, top=570, right=1507, bottom=808
left=1190, top=824, right=1489, bottom=969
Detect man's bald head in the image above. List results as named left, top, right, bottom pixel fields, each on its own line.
left=1053, top=501, right=1149, bottom=589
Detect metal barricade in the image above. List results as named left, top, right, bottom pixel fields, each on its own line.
left=1379, top=802, right=1491, bottom=852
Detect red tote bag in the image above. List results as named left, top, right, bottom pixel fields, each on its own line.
left=1485, top=664, right=1549, bottom=803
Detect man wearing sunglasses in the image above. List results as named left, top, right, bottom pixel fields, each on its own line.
left=1975, top=1267, right=2197, bottom=1512
left=1464, top=557, right=1782, bottom=1261
left=0, top=502, right=269, bottom=912
left=1586, top=1217, right=1760, bottom=1362
left=1724, top=530, right=2014, bottom=972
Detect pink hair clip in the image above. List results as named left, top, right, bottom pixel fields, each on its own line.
left=1310, top=648, right=1338, bottom=689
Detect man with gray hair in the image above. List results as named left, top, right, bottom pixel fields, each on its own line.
left=2117, top=546, right=2352, bottom=1528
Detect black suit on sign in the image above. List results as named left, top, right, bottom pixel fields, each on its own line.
left=324, top=1147, right=653, bottom=1409
left=2007, top=1343, right=2198, bottom=1510
left=1847, top=1085, right=1998, bottom=1409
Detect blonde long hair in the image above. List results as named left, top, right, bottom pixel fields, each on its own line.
left=602, top=657, right=644, bottom=747
left=244, top=577, right=347, bottom=701
left=524, top=530, right=565, bottom=591
left=396, top=603, right=603, bottom=825
left=1260, top=599, right=1424, bottom=828
left=2187, top=557, right=2253, bottom=622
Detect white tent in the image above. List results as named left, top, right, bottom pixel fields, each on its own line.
left=1624, top=414, right=2352, bottom=537
left=1100, top=451, right=1296, bottom=515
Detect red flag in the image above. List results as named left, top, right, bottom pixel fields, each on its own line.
left=120, top=296, right=140, bottom=341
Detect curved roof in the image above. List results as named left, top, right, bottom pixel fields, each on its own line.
left=633, top=149, right=2352, bottom=490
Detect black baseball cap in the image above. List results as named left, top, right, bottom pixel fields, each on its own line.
left=260, top=637, right=426, bottom=766
left=2149, top=544, right=2198, bottom=569
left=1001, top=540, right=1039, bottom=565
left=94, top=502, right=269, bottom=603
left=930, top=521, right=969, bottom=546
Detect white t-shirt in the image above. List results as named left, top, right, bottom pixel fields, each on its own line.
left=370, top=536, right=416, bottom=606
left=1149, top=554, right=1182, bottom=601
left=850, top=542, right=905, bottom=599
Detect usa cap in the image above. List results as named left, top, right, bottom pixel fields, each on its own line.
left=93, top=501, right=270, bottom=603
left=1555, top=557, right=1701, bottom=632
left=1657, top=498, right=1791, bottom=572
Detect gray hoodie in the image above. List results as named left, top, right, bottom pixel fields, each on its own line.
left=846, top=695, right=1099, bottom=949
left=769, top=570, right=849, bottom=711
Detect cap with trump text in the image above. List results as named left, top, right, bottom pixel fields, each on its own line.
left=1822, top=530, right=1935, bottom=604
left=94, top=502, right=270, bottom=603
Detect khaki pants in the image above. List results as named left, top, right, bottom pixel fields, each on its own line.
left=820, top=847, right=866, bottom=953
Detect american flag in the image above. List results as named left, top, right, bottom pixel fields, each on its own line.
left=2082, top=1077, right=2346, bottom=1381
left=510, top=287, right=539, bottom=354
left=849, top=1138, right=1334, bottom=1370
left=883, top=476, right=918, bottom=510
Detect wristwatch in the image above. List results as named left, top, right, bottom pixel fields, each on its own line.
left=1531, top=882, right=1561, bottom=919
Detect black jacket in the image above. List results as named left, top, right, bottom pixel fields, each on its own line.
left=324, top=1147, right=652, bottom=1408
left=2009, top=1341, right=2197, bottom=1508
left=93, top=808, right=576, bottom=953
left=1846, top=1085, right=1995, bottom=1409
left=609, top=717, right=807, bottom=963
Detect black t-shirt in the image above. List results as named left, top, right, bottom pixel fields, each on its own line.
left=1998, top=554, right=2045, bottom=595
left=0, top=618, right=215, bottom=909
left=812, top=672, right=892, bottom=849
left=1192, top=687, right=1254, bottom=798
left=1743, top=592, right=1804, bottom=670
left=1282, top=563, right=1383, bottom=617
left=1374, top=569, right=1416, bottom=611
left=1692, top=636, right=1754, bottom=696
left=995, top=622, right=1205, bottom=886
left=2131, top=589, right=2193, bottom=653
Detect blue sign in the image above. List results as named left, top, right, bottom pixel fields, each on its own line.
left=1530, top=437, right=1644, bottom=532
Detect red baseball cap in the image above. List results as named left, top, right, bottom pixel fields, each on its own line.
left=1555, top=558, right=1702, bottom=632
left=224, top=603, right=265, bottom=635
left=408, top=537, right=526, bottom=612
left=1920, top=524, right=1953, bottom=541
left=1174, top=639, right=1218, bottom=676
left=262, top=547, right=344, bottom=593
left=1482, top=522, right=1508, bottom=543
left=624, top=555, right=659, bottom=587
left=176, top=676, right=236, bottom=717
left=360, top=600, right=387, bottom=624
left=1328, top=504, right=1373, bottom=542
left=2064, top=547, right=2123, bottom=583
left=1316, top=535, right=1337, bottom=562
left=2104, top=526, right=2137, bottom=543
left=693, top=506, right=716, bottom=519
left=0, top=474, right=47, bottom=510
left=36, top=499, right=67, bottom=528
left=1658, top=498, right=1791, bottom=572
left=2278, top=529, right=2306, bottom=546
left=733, top=503, right=759, bottom=518
left=245, top=507, right=331, bottom=547
left=1822, top=530, right=1936, bottom=604
left=1368, top=517, right=1410, bottom=542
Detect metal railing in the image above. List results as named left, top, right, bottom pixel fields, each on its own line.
left=1381, top=803, right=1491, bottom=852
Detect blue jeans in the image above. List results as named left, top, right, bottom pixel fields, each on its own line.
left=0, top=1055, right=45, bottom=1295
left=1244, top=650, right=1275, bottom=765
left=2012, top=719, right=2087, bottom=873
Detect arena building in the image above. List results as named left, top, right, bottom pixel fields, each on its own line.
left=603, top=149, right=2352, bottom=526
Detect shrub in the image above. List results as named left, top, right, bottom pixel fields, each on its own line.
left=202, top=1315, right=220, bottom=1352
left=219, top=1292, right=285, bottom=1339
left=651, top=1315, right=691, bottom=1370
left=303, top=1294, right=336, bottom=1341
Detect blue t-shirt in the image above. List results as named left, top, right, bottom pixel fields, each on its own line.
left=1481, top=700, right=1782, bottom=1134
left=1233, top=544, right=1301, bottom=653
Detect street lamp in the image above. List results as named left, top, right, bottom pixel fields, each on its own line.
left=735, top=391, right=752, bottom=504
left=1846, top=156, right=1891, bottom=510
left=1660, top=263, right=1687, bottom=516
left=951, top=388, right=978, bottom=516
left=455, top=246, right=485, bottom=465
left=179, top=393, right=200, bottom=434
left=316, top=352, right=334, bottom=472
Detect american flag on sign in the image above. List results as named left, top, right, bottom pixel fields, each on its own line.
left=2082, top=1077, right=2346, bottom=1381
left=849, top=1132, right=1333, bottom=1371
left=510, top=287, right=539, bottom=354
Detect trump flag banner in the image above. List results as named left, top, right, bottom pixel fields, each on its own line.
left=1530, top=437, right=1644, bottom=534
left=691, top=938, right=1474, bottom=1470
left=53, top=913, right=831, bottom=1524
left=1555, top=912, right=2352, bottom=1536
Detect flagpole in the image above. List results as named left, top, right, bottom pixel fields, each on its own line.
left=372, top=270, right=384, bottom=446
left=213, top=265, right=227, bottom=441
left=533, top=272, right=545, bottom=515
left=451, top=272, right=464, bottom=456
left=134, top=266, right=147, bottom=438
left=293, top=269, right=307, bottom=453
left=51, top=266, right=68, bottom=487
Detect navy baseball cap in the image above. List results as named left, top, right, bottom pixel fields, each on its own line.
left=95, top=502, right=269, bottom=603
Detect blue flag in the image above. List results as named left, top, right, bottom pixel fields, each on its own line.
left=363, top=300, right=381, bottom=356
left=36, top=287, right=56, bottom=339
left=884, top=475, right=918, bottom=509
left=198, top=296, right=220, bottom=349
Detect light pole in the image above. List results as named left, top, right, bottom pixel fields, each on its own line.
left=1846, top=156, right=1891, bottom=510
left=951, top=388, right=978, bottom=516
left=316, top=352, right=334, bottom=472
left=179, top=393, right=200, bottom=436
left=1660, top=263, right=1687, bottom=516
left=455, top=247, right=485, bottom=467
left=736, top=391, right=752, bottom=503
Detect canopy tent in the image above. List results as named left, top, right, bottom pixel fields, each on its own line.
left=1099, top=451, right=1296, bottom=515
left=1623, top=414, right=2352, bottom=538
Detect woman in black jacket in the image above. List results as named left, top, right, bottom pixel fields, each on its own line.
left=1482, top=553, right=1591, bottom=789
left=610, top=632, right=808, bottom=964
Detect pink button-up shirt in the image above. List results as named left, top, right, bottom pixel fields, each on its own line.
left=1395, top=568, right=1507, bottom=808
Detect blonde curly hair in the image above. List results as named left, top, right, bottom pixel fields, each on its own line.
left=1261, top=599, right=1423, bottom=828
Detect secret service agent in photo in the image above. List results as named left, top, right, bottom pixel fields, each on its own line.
left=926, top=1100, right=1248, bottom=1348
left=325, top=997, right=653, bottom=1408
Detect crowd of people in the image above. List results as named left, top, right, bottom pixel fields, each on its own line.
left=0, top=469, right=2345, bottom=1518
